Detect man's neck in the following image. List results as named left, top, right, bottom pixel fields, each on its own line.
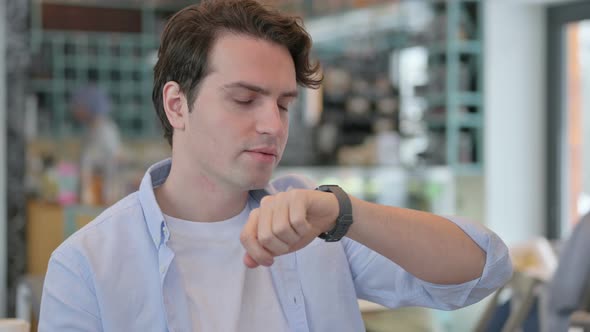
left=154, top=160, right=250, bottom=222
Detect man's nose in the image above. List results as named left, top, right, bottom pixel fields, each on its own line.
left=256, top=103, right=285, bottom=136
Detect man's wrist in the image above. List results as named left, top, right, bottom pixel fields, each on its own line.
left=315, top=185, right=354, bottom=242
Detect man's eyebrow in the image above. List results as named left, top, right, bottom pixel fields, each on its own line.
left=222, top=81, right=298, bottom=98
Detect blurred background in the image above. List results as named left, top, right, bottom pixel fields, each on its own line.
left=1, top=0, right=590, bottom=331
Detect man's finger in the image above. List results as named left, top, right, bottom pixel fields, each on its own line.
left=272, top=194, right=301, bottom=246
left=243, top=253, right=259, bottom=268
left=288, top=190, right=312, bottom=236
left=240, top=209, right=274, bottom=267
left=258, top=202, right=290, bottom=256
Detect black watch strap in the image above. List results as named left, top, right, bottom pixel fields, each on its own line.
left=315, top=185, right=353, bottom=242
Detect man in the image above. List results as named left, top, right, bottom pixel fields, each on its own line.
left=39, top=1, right=512, bottom=331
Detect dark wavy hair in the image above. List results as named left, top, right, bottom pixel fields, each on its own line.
left=152, top=0, right=322, bottom=146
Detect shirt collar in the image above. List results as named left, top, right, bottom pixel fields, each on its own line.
left=138, top=158, right=272, bottom=249
left=138, top=158, right=172, bottom=248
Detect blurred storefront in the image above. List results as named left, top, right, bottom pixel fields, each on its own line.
left=22, top=0, right=484, bottom=270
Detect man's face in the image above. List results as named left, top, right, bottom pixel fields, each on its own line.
left=178, top=33, right=297, bottom=191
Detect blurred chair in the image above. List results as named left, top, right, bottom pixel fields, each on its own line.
left=15, top=275, right=43, bottom=331
left=474, top=271, right=543, bottom=332
left=570, top=310, right=590, bottom=331
left=477, top=213, right=590, bottom=332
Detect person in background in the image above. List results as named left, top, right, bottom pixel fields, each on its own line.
left=543, top=211, right=590, bottom=331
left=70, top=80, right=121, bottom=206
left=39, top=1, right=513, bottom=331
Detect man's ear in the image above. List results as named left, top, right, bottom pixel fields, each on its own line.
left=162, top=81, right=188, bottom=131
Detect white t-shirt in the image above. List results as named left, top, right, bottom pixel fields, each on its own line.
left=164, top=198, right=290, bottom=332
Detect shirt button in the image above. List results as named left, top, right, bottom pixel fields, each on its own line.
left=160, top=265, right=166, bottom=274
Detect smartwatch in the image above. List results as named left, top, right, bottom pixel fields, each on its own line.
left=315, top=185, right=353, bottom=242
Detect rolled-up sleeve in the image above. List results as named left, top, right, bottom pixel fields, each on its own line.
left=343, top=216, right=513, bottom=310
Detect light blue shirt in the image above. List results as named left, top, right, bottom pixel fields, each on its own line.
left=39, top=159, right=513, bottom=332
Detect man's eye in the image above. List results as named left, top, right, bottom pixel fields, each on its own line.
left=235, top=99, right=254, bottom=105
left=278, top=104, right=289, bottom=112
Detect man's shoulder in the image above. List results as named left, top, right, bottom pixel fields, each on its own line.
left=266, top=173, right=317, bottom=194
left=52, top=192, right=146, bottom=259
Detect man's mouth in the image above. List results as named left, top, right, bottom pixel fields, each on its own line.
left=245, top=147, right=279, bottom=163
left=247, top=147, right=278, bottom=156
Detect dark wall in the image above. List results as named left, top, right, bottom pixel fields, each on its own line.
left=5, top=0, right=28, bottom=316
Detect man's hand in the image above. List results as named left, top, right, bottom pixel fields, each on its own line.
left=240, top=189, right=339, bottom=268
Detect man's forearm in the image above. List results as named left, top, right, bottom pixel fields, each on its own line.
left=346, top=196, right=486, bottom=285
